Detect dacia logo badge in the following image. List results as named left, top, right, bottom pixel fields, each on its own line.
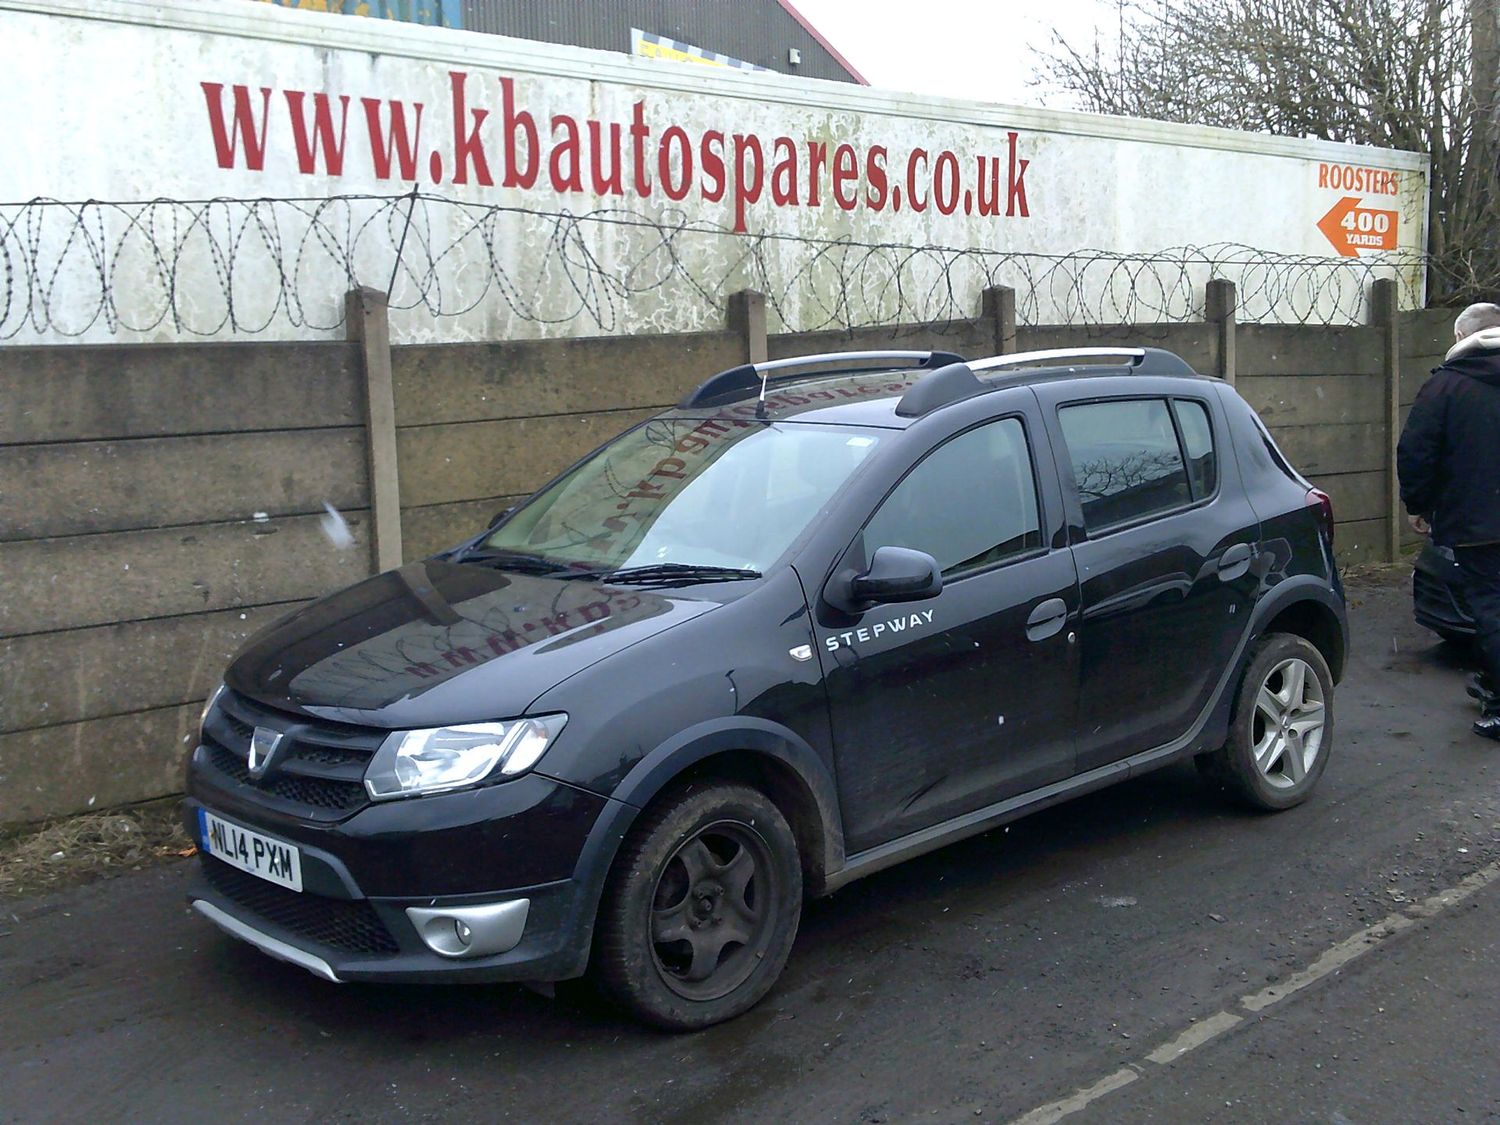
left=248, top=726, right=284, bottom=779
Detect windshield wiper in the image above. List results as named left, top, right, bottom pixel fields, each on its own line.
left=601, top=563, right=762, bottom=586
left=452, top=547, right=580, bottom=575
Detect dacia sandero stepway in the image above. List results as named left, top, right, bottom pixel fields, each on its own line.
left=186, top=346, right=1347, bottom=1029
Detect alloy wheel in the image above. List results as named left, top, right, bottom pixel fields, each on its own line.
left=1251, top=657, right=1326, bottom=789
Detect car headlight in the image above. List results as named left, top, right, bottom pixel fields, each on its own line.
left=199, top=683, right=226, bottom=738
left=364, top=715, right=568, bottom=800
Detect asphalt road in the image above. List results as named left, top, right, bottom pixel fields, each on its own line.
left=3, top=573, right=1499, bottom=1124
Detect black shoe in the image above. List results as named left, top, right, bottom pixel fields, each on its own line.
left=1475, top=714, right=1500, bottom=742
left=1467, top=674, right=1498, bottom=706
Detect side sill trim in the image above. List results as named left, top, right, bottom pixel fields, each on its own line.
left=825, top=758, right=1135, bottom=893
left=192, top=899, right=343, bottom=983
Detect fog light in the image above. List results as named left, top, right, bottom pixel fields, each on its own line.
left=405, top=899, right=530, bottom=959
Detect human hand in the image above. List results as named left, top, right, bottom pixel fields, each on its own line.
left=1408, top=513, right=1431, bottom=535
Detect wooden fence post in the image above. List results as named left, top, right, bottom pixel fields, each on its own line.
left=346, top=287, right=403, bottom=574
left=1206, top=278, right=1237, bottom=387
left=1370, top=278, right=1402, bottom=564
left=728, top=290, right=768, bottom=364
left=982, top=286, right=1017, bottom=355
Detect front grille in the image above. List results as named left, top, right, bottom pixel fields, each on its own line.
left=201, top=856, right=399, bottom=955
left=195, top=691, right=384, bottom=820
left=206, top=743, right=367, bottom=811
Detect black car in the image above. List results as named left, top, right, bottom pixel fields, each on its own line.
left=1413, top=540, right=1476, bottom=644
left=185, top=346, right=1348, bottom=1030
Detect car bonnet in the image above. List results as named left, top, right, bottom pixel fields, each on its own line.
left=224, top=560, right=717, bottom=728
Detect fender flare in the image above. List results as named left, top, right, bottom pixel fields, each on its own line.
left=547, top=719, right=845, bottom=977
left=1170, top=575, right=1349, bottom=769
left=1245, top=576, right=1349, bottom=679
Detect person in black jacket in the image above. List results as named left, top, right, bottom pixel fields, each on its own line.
left=1398, top=301, right=1500, bottom=740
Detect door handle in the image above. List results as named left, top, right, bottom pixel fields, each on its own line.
left=1025, top=597, right=1069, bottom=642
left=1217, top=543, right=1253, bottom=582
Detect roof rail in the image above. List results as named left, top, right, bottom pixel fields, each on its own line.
left=678, top=350, right=966, bottom=409
left=892, top=347, right=1202, bottom=419
left=967, top=347, right=1197, bottom=377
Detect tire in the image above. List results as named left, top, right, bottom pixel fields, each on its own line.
left=1206, top=633, right=1334, bottom=811
left=593, top=782, right=802, bottom=1031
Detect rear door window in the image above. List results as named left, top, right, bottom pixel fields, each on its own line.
left=1058, top=398, right=1192, bottom=532
left=1172, top=398, right=1218, bottom=500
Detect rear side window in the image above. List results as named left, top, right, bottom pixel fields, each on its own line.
left=864, top=417, right=1041, bottom=577
left=1173, top=398, right=1218, bottom=499
left=1058, top=399, right=1191, bottom=531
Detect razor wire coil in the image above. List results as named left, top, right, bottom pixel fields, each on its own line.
left=0, top=194, right=1433, bottom=342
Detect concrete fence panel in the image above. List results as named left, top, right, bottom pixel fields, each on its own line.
left=1017, top=323, right=1221, bottom=376
left=1234, top=321, right=1392, bottom=564
left=0, top=342, right=373, bottom=824
left=0, top=343, right=363, bottom=444
left=390, top=329, right=741, bottom=560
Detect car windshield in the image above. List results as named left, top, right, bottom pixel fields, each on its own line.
left=481, top=417, right=882, bottom=573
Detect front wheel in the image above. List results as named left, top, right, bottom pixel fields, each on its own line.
left=593, top=782, right=802, bottom=1031
left=1207, top=633, right=1334, bottom=811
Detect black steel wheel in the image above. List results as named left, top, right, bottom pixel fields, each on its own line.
left=593, top=782, right=801, bottom=1031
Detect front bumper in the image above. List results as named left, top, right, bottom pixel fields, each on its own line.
left=187, top=853, right=580, bottom=983
left=182, top=772, right=624, bottom=984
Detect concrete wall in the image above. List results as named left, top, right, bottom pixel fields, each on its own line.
left=1234, top=324, right=1389, bottom=563
left=0, top=289, right=1435, bottom=826
left=0, top=343, right=376, bottom=824
left=394, top=330, right=746, bottom=561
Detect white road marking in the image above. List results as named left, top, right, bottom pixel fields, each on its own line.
left=1239, top=912, right=1414, bottom=1013
left=1006, top=858, right=1500, bottom=1124
left=1144, top=1010, right=1243, bottom=1064
left=1406, top=859, right=1500, bottom=917
left=1010, top=1068, right=1140, bottom=1125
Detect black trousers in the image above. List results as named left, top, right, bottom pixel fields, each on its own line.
left=1456, top=544, right=1500, bottom=712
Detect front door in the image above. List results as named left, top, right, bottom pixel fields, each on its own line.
left=818, top=414, right=1080, bottom=854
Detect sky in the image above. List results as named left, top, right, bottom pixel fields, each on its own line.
left=791, top=0, right=1118, bottom=109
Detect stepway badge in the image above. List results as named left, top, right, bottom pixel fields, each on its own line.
left=824, top=609, right=936, bottom=651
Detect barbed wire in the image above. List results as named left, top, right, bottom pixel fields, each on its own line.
left=0, top=194, right=1430, bottom=342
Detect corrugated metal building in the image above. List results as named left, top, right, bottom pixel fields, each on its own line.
left=463, top=1, right=864, bottom=83
left=261, top=0, right=866, bottom=83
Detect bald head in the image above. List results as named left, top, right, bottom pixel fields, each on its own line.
left=1455, top=302, right=1500, bottom=341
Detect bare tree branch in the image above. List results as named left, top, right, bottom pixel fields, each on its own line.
left=1036, top=0, right=1498, bottom=303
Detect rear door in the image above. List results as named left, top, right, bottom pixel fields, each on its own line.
left=1043, top=391, right=1260, bottom=771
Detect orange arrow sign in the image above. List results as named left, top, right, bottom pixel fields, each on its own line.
left=1318, top=196, right=1399, bottom=257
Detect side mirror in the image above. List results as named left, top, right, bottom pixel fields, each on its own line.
left=849, top=546, right=943, bottom=606
left=487, top=505, right=517, bottom=530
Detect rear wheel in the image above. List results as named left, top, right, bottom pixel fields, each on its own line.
left=1206, top=633, right=1334, bottom=811
left=593, top=782, right=802, bottom=1031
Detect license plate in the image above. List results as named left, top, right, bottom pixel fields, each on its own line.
left=199, top=809, right=303, bottom=892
